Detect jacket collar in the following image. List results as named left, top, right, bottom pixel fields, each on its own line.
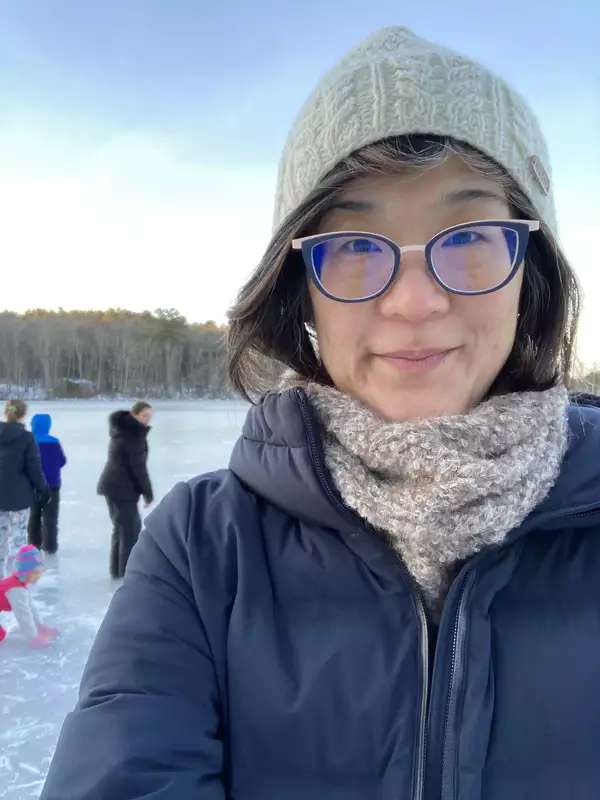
left=508, top=400, right=600, bottom=533
left=229, top=390, right=600, bottom=569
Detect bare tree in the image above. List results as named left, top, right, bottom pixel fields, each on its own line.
left=0, top=308, right=232, bottom=398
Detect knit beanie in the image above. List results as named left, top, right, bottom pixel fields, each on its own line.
left=273, top=27, right=556, bottom=235
left=14, top=545, right=44, bottom=580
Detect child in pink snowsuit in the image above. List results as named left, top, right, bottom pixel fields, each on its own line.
left=0, top=545, right=59, bottom=647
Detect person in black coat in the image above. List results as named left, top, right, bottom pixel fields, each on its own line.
left=97, top=401, right=154, bottom=578
left=0, top=400, right=48, bottom=576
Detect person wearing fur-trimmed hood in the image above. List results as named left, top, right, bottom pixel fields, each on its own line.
left=97, top=401, right=154, bottom=579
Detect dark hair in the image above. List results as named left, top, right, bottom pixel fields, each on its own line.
left=227, top=135, right=580, bottom=401
left=131, top=401, right=152, bottom=416
left=4, top=399, right=27, bottom=422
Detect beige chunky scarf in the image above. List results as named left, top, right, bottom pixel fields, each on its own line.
left=301, top=381, right=569, bottom=615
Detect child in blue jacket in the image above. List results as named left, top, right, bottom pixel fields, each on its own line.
left=28, top=414, right=67, bottom=554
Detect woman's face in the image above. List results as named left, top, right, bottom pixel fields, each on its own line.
left=134, top=409, right=154, bottom=427
left=308, top=156, right=524, bottom=422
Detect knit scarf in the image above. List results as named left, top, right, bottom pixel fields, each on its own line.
left=301, top=381, right=569, bottom=615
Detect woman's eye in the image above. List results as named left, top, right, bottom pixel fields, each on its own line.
left=440, top=230, right=483, bottom=248
left=340, top=238, right=381, bottom=254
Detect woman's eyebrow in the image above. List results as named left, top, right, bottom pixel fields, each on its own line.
left=324, top=199, right=376, bottom=213
left=439, top=187, right=507, bottom=205
left=325, top=187, right=506, bottom=214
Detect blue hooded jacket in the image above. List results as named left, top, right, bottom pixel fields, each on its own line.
left=42, top=390, right=600, bottom=800
left=31, top=414, right=66, bottom=489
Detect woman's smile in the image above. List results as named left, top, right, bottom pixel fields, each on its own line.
left=376, top=347, right=459, bottom=375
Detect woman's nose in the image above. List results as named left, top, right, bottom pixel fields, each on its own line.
left=377, top=251, right=451, bottom=321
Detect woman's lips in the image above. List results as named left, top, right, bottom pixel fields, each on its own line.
left=377, top=348, right=457, bottom=374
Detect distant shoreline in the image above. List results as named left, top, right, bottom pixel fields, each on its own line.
left=21, top=396, right=247, bottom=404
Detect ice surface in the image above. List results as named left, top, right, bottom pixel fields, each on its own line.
left=0, top=399, right=248, bottom=798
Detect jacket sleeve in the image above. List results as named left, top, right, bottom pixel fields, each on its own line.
left=40, top=483, right=225, bottom=800
left=24, top=434, right=49, bottom=493
left=59, top=443, right=67, bottom=468
left=124, top=437, right=153, bottom=502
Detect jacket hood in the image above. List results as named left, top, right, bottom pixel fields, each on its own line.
left=109, top=410, right=150, bottom=438
left=31, top=413, right=53, bottom=440
left=229, top=389, right=600, bottom=542
left=0, top=421, right=27, bottom=445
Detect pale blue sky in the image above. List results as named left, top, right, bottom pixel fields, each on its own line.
left=2, top=1, right=599, bottom=361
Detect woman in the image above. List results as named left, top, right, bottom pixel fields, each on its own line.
left=97, top=400, right=154, bottom=579
left=0, top=400, right=48, bottom=576
left=43, top=28, right=599, bottom=799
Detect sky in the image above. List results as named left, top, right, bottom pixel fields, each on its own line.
left=2, top=0, right=599, bottom=363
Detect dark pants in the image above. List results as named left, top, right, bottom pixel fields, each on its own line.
left=105, top=497, right=141, bottom=578
left=28, top=488, right=60, bottom=554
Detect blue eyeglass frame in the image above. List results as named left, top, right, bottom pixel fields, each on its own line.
left=291, top=219, right=540, bottom=302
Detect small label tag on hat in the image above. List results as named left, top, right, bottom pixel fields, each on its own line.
left=529, top=155, right=550, bottom=195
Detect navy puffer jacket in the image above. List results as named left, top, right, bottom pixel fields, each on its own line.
left=42, top=390, right=600, bottom=800
left=0, top=421, right=48, bottom=511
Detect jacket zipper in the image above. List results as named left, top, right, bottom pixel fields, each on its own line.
left=439, top=571, right=475, bottom=800
left=296, top=389, right=429, bottom=800
left=413, top=590, right=429, bottom=800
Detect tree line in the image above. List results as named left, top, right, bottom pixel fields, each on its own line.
left=0, top=308, right=231, bottom=398
left=1, top=307, right=598, bottom=400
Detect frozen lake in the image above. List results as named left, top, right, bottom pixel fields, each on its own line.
left=0, top=399, right=248, bottom=799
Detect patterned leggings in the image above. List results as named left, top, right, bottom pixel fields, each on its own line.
left=0, top=509, right=29, bottom=577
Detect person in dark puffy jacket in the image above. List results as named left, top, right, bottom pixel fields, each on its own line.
left=97, top=401, right=154, bottom=578
left=0, top=400, right=48, bottom=576
left=43, top=28, right=599, bottom=800
left=28, top=414, right=67, bottom=554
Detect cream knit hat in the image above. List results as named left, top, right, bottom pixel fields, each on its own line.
left=273, top=27, right=557, bottom=235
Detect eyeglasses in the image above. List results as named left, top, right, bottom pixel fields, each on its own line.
left=292, top=219, right=539, bottom=302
